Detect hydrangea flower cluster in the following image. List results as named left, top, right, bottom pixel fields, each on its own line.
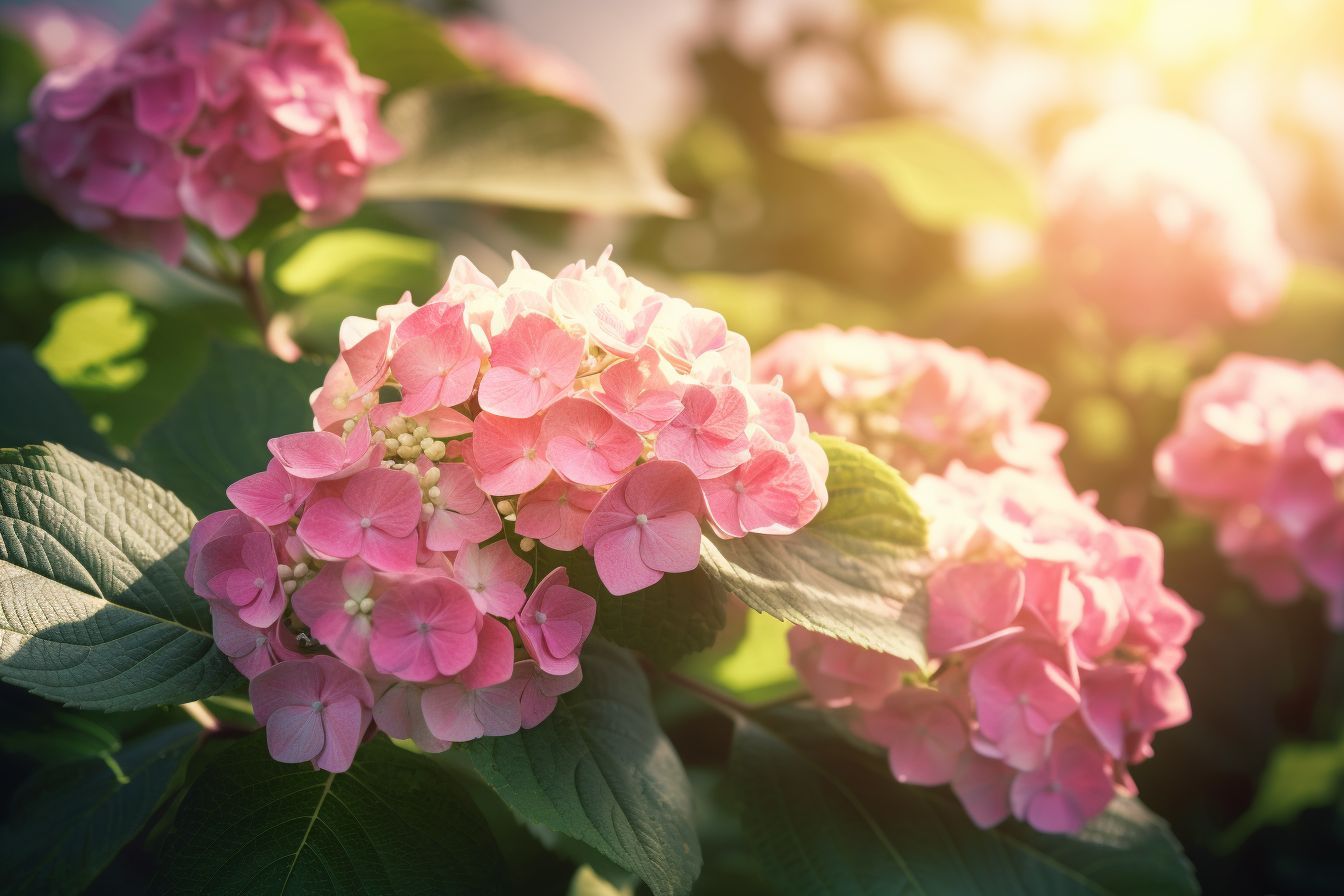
left=1156, top=354, right=1344, bottom=626
left=18, top=0, right=398, bottom=265
left=790, top=463, right=1200, bottom=834
left=188, top=249, right=828, bottom=771
left=753, top=325, right=1065, bottom=479
left=1043, top=106, right=1290, bottom=338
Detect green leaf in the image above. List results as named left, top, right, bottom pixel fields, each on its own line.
left=679, top=607, right=799, bottom=705
left=154, top=733, right=507, bottom=895
left=0, top=344, right=110, bottom=459
left=1222, top=735, right=1344, bottom=848
left=35, top=292, right=152, bottom=391
left=462, top=640, right=702, bottom=896
left=0, top=707, right=122, bottom=764
left=329, top=0, right=476, bottom=95
left=264, top=226, right=442, bottom=353
left=0, top=443, right=238, bottom=710
left=732, top=709, right=1198, bottom=896
left=368, top=83, right=690, bottom=217
left=698, top=436, right=930, bottom=663
left=0, top=722, right=198, bottom=896
left=134, top=342, right=324, bottom=518
left=540, top=545, right=725, bottom=667
left=788, top=119, right=1037, bottom=230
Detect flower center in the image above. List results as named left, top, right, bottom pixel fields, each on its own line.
left=359, top=517, right=372, bottom=529
left=310, top=700, right=324, bottom=713
left=733, top=481, right=745, bottom=494
left=534, top=611, right=548, bottom=624
left=634, top=513, right=648, bottom=526
left=283, top=492, right=293, bottom=503
left=253, top=576, right=265, bottom=589
left=586, top=438, right=597, bottom=450
left=529, top=366, right=542, bottom=379
left=417, top=622, right=431, bottom=634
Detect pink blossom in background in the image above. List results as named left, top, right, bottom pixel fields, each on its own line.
left=17, top=0, right=398, bottom=263
left=788, top=463, right=1199, bottom=834
left=441, top=15, right=598, bottom=108
left=1043, top=106, right=1290, bottom=339
left=754, top=325, right=1065, bottom=480
left=3, top=4, right=118, bottom=72
left=1157, top=353, right=1344, bottom=625
left=187, top=248, right=829, bottom=770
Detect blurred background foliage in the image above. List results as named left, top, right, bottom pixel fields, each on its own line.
left=2, top=0, right=1344, bottom=893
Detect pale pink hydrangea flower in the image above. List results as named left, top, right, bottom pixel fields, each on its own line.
left=1157, top=354, right=1344, bottom=625
left=1043, top=106, right=1290, bottom=338
left=754, top=325, right=1065, bottom=480
left=3, top=4, right=119, bottom=72
left=190, top=248, right=828, bottom=771
left=789, top=463, right=1199, bottom=834
left=250, top=655, right=373, bottom=773
left=18, top=0, right=398, bottom=263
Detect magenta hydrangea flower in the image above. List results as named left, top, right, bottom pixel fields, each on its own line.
left=788, top=463, right=1199, bottom=834
left=189, top=248, right=829, bottom=771
left=515, top=568, right=597, bottom=675
left=17, top=0, right=399, bottom=263
left=297, top=467, right=422, bottom=572
left=368, top=575, right=480, bottom=682
left=251, top=655, right=374, bottom=773
left=582, top=460, right=705, bottom=595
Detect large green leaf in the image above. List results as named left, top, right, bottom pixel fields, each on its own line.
left=135, top=342, right=324, bottom=518
left=698, top=436, right=930, bottom=663
left=329, top=0, right=476, bottom=95
left=462, top=640, right=702, bottom=896
left=732, top=709, right=1198, bottom=895
left=788, top=119, right=1037, bottom=230
left=539, top=544, right=725, bottom=667
left=153, top=734, right=506, bottom=895
left=0, top=722, right=198, bottom=896
left=368, top=82, right=690, bottom=217
left=0, top=344, right=109, bottom=459
left=0, top=444, right=237, bottom=710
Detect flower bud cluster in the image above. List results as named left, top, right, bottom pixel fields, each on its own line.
left=790, top=464, right=1199, bottom=834
left=18, top=0, right=397, bottom=264
left=188, top=248, right=828, bottom=771
left=1156, top=354, right=1344, bottom=625
left=753, top=325, right=1065, bottom=479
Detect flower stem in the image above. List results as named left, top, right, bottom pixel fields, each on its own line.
left=181, top=699, right=220, bottom=732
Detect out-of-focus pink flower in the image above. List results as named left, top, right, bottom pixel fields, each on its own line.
left=441, top=15, right=597, bottom=108
left=1157, top=354, right=1344, bottom=624
left=4, top=4, right=118, bottom=72
left=754, top=326, right=1065, bottom=479
left=582, top=459, right=704, bottom=595
left=250, top=655, right=374, bottom=773
left=1043, top=106, right=1290, bottom=338
left=17, top=0, right=398, bottom=262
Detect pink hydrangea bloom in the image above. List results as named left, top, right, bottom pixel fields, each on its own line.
left=250, top=655, right=374, bottom=773
left=1043, top=107, right=1290, bottom=338
left=1157, top=354, right=1344, bottom=625
left=754, top=326, right=1065, bottom=479
left=515, top=568, right=597, bottom=675
left=191, top=249, right=829, bottom=771
left=515, top=474, right=602, bottom=551
left=582, top=460, right=705, bottom=595
left=788, top=463, right=1199, bottom=834
left=368, top=575, right=480, bottom=682
left=4, top=4, right=119, bottom=72
left=18, top=0, right=398, bottom=263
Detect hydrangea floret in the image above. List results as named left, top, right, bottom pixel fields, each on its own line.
left=18, top=0, right=398, bottom=264
left=188, top=248, right=829, bottom=770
